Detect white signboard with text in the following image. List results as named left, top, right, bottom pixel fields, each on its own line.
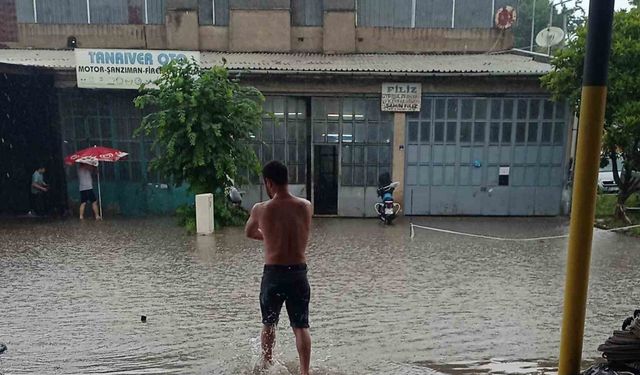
left=381, top=83, right=422, bottom=112
left=75, top=49, right=201, bottom=89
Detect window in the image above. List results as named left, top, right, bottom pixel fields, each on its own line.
left=516, top=122, right=526, bottom=143
left=434, top=122, right=445, bottom=142
left=199, top=0, right=230, bottom=25
left=490, top=99, right=501, bottom=120
left=257, top=97, right=308, bottom=185
left=314, top=98, right=392, bottom=187
left=553, top=122, right=565, bottom=144
left=35, top=0, right=88, bottom=24
left=517, top=99, right=528, bottom=119
left=358, top=0, right=495, bottom=29
left=90, top=0, right=130, bottom=24
left=420, top=122, right=430, bottom=142
left=541, top=122, right=553, bottom=143
left=460, top=122, right=472, bottom=143
left=473, top=122, right=486, bottom=143
left=19, top=0, right=180, bottom=25
left=357, top=0, right=413, bottom=27
left=454, top=0, right=492, bottom=28
left=474, top=99, right=487, bottom=119
left=408, top=122, right=419, bottom=143
left=461, top=99, right=473, bottom=119
left=16, top=0, right=35, bottom=22
left=59, top=91, right=152, bottom=183
left=503, top=100, right=514, bottom=119
left=489, top=122, right=500, bottom=144
left=446, top=122, right=457, bottom=143
left=146, top=0, right=166, bottom=24
left=527, top=122, right=539, bottom=143
left=292, top=0, right=322, bottom=25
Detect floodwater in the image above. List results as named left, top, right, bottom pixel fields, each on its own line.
left=0, top=217, right=638, bottom=375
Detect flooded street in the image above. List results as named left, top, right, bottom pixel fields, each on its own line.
left=0, top=217, right=638, bottom=375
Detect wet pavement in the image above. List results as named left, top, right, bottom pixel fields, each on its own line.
left=0, top=217, right=638, bottom=374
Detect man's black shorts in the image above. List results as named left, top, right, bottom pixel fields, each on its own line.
left=80, top=189, right=97, bottom=204
left=260, top=264, right=310, bottom=328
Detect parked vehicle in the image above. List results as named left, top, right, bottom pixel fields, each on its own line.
left=598, top=157, right=623, bottom=194
left=375, top=173, right=401, bottom=225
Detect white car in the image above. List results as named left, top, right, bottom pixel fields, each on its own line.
left=598, top=158, right=622, bottom=194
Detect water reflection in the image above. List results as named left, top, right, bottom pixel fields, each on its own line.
left=0, top=217, right=637, bottom=374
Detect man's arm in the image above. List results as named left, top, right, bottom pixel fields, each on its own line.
left=32, top=177, right=48, bottom=192
left=304, top=200, right=313, bottom=226
left=245, top=203, right=264, bottom=241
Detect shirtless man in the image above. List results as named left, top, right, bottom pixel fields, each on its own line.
left=245, top=161, right=313, bottom=375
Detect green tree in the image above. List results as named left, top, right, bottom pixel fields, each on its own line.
left=134, top=59, right=264, bottom=228
left=542, top=7, right=640, bottom=222
left=512, top=0, right=583, bottom=51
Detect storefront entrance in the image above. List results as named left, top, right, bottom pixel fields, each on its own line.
left=0, top=69, right=66, bottom=215
left=313, top=145, right=338, bottom=215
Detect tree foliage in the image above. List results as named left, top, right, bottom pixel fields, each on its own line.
left=134, top=59, right=264, bottom=227
left=541, top=7, right=640, bottom=222
left=512, top=0, right=583, bottom=51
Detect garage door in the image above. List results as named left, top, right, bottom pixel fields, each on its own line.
left=404, top=96, right=567, bottom=216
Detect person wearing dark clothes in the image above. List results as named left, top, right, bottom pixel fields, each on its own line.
left=29, top=166, right=48, bottom=216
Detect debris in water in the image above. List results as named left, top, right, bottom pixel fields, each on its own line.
left=0, top=343, right=7, bottom=354
left=141, top=315, right=147, bottom=323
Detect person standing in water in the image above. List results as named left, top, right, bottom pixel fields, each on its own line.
left=29, top=165, right=49, bottom=216
left=245, top=161, right=313, bottom=375
left=77, top=163, right=101, bottom=220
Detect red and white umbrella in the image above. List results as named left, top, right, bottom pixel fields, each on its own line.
left=64, top=146, right=128, bottom=166
left=64, top=146, right=129, bottom=218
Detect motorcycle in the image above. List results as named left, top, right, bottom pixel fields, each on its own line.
left=375, top=173, right=401, bottom=225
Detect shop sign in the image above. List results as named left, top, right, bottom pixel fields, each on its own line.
left=75, top=48, right=201, bottom=89
left=381, top=83, right=422, bottom=112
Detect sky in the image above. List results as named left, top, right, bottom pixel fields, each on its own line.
left=579, top=0, right=633, bottom=12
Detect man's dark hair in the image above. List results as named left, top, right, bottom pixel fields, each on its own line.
left=262, top=160, right=288, bottom=186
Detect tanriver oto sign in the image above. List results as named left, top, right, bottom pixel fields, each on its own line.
left=75, top=49, right=201, bottom=89
left=381, top=83, right=422, bottom=112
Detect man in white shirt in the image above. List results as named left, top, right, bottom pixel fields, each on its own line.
left=78, top=163, right=101, bottom=220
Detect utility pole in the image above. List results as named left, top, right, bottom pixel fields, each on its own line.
left=530, top=0, right=537, bottom=51
left=557, top=1, right=615, bottom=375
left=547, top=2, right=554, bottom=55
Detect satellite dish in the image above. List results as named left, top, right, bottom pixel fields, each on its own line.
left=536, top=27, right=565, bottom=48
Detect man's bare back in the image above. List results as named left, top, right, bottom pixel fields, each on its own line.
left=244, top=161, right=313, bottom=375
left=247, top=195, right=312, bottom=265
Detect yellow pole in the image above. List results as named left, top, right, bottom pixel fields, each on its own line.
left=558, top=1, right=615, bottom=375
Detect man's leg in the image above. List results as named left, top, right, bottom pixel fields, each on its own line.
left=91, top=201, right=101, bottom=220
left=261, top=324, right=276, bottom=364
left=30, top=194, right=39, bottom=215
left=293, top=328, right=311, bottom=375
left=79, top=202, right=86, bottom=219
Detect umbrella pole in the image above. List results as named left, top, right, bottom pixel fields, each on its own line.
left=97, top=166, right=103, bottom=219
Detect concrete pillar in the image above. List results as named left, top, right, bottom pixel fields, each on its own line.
left=323, top=0, right=356, bottom=54
left=166, top=0, right=199, bottom=50
left=392, top=112, right=406, bottom=212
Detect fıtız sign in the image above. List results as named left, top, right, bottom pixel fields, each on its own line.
left=75, top=49, right=201, bottom=89
left=381, top=83, right=422, bottom=112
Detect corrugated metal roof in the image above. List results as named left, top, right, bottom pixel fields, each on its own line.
left=201, top=52, right=550, bottom=75
left=0, top=49, right=550, bottom=75
left=0, top=49, right=74, bottom=69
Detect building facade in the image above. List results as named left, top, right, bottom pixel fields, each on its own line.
left=0, top=0, right=571, bottom=217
